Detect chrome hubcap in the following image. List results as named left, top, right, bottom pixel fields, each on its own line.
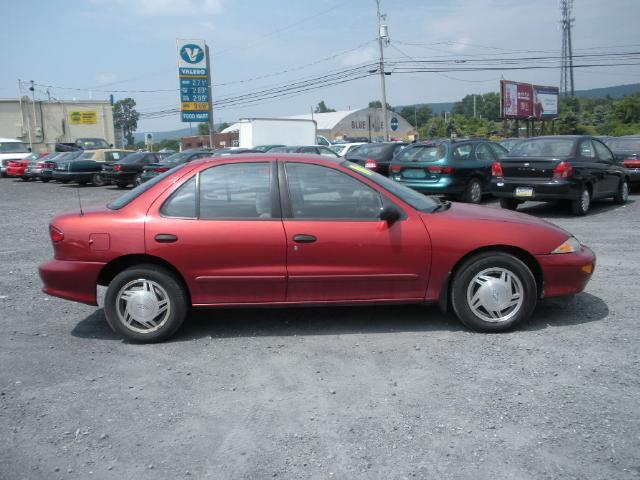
left=116, top=279, right=170, bottom=334
left=622, top=182, right=629, bottom=201
left=467, top=267, right=524, bottom=323
left=470, top=181, right=482, bottom=202
left=581, top=189, right=590, bottom=212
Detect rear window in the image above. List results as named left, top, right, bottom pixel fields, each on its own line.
left=107, top=164, right=188, bottom=210
left=120, top=152, right=149, bottom=164
left=606, top=138, right=640, bottom=151
left=347, top=144, right=388, bottom=159
left=510, top=138, right=575, bottom=157
left=395, top=144, right=446, bottom=163
left=0, top=142, right=29, bottom=153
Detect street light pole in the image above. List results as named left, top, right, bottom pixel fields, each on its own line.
left=376, top=0, right=389, bottom=142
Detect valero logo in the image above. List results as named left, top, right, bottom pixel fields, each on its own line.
left=180, top=44, right=205, bottom=64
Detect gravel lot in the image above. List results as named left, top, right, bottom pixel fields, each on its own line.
left=1, top=178, right=639, bottom=480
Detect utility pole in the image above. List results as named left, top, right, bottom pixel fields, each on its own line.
left=376, top=0, right=390, bottom=142
left=414, top=105, right=418, bottom=141
left=29, top=80, right=38, bottom=143
left=560, top=0, right=575, bottom=97
left=473, top=94, right=477, bottom=119
left=206, top=44, right=215, bottom=149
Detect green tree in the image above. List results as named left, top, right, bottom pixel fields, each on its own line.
left=368, top=100, right=393, bottom=111
left=217, top=122, right=230, bottom=133
left=113, top=98, right=139, bottom=147
left=428, top=122, right=438, bottom=138
left=314, top=101, right=336, bottom=113
left=158, top=139, right=180, bottom=151
left=198, top=123, right=209, bottom=135
left=400, top=105, right=433, bottom=128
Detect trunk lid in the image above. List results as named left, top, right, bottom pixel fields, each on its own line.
left=499, top=156, right=565, bottom=179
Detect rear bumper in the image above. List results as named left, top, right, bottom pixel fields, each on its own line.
left=6, top=167, right=27, bottom=177
left=490, top=178, right=576, bottom=200
left=39, top=259, right=106, bottom=306
left=105, top=171, right=136, bottom=183
left=626, top=168, right=640, bottom=184
left=536, top=245, right=596, bottom=298
left=392, top=176, right=466, bottom=195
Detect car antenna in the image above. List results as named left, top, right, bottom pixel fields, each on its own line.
left=76, top=184, right=84, bottom=216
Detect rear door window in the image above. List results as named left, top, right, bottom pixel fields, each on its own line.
left=474, top=143, right=495, bottom=161
left=452, top=144, right=473, bottom=161
left=593, top=140, right=614, bottom=162
left=579, top=140, right=596, bottom=159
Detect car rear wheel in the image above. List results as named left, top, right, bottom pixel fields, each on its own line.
left=463, top=178, right=483, bottom=204
left=571, top=186, right=591, bottom=216
left=91, top=173, right=106, bottom=186
left=451, top=252, right=537, bottom=332
left=116, top=181, right=129, bottom=188
left=41, top=178, right=50, bottom=183
left=134, top=174, right=143, bottom=186
left=78, top=180, right=88, bottom=186
left=21, top=176, right=29, bottom=181
left=614, top=178, right=629, bottom=205
left=499, top=198, right=520, bottom=210
left=104, top=265, right=188, bottom=343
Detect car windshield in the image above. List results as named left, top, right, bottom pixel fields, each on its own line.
left=24, top=152, right=40, bottom=161
left=347, top=144, right=388, bottom=159
left=606, top=138, right=640, bottom=151
left=79, top=151, right=96, bottom=159
left=0, top=142, right=29, bottom=153
left=57, top=151, right=84, bottom=161
left=108, top=164, right=189, bottom=210
left=341, top=161, right=439, bottom=212
left=120, top=152, right=148, bottom=164
left=77, top=138, right=110, bottom=149
left=395, top=144, right=447, bottom=162
left=329, top=145, right=344, bottom=154
left=510, top=138, right=575, bottom=157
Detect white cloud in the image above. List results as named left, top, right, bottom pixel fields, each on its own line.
left=339, top=47, right=377, bottom=67
left=92, top=0, right=223, bottom=16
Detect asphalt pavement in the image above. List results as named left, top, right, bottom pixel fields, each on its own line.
left=1, top=178, right=639, bottom=479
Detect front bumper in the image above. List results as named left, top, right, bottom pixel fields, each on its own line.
left=536, top=245, right=596, bottom=298
left=39, top=259, right=106, bottom=305
left=491, top=178, right=576, bottom=200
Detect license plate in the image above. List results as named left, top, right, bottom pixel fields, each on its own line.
left=402, top=169, right=426, bottom=179
left=515, top=187, right=533, bottom=197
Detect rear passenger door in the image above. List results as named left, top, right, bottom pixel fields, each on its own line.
left=593, top=139, right=620, bottom=194
left=577, top=139, right=608, bottom=198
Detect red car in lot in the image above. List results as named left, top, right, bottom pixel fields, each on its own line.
left=6, top=152, right=48, bottom=180
left=39, top=154, right=596, bottom=342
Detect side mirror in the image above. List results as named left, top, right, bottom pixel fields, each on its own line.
left=379, top=204, right=401, bottom=224
left=28, top=147, right=32, bottom=152
left=110, top=144, right=114, bottom=148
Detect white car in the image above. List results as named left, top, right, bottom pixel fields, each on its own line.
left=329, top=142, right=366, bottom=157
left=0, top=138, right=31, bottom=177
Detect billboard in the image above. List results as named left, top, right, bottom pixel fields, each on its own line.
left=532, top=85, right=559, bottom=119
left=501, top=80, right=559, bottom=120
left=177, top=39, right=211, bottom=123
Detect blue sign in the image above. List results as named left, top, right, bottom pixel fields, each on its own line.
left=179, top=44, right=205, bottom=64
left=390, top=117, right=399, bottom=131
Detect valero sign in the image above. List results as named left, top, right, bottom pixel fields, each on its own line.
left=177, top=39, right=210, bottom=122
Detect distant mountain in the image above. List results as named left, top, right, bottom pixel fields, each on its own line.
left=573, top=83, right=640, bottom=99
left=133, top=124, right=225, bottom=143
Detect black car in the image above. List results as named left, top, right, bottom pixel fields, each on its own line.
left=45, top=151, right=84, bottom=182
left=603, top=136, right=640, bottom=185
left=499, top=138, right=522, bottom=152
left=490, top=135, right=630, bottom=215
left=103, top=152, right=160, bottom=188
left=75, top=138, right=112, bottom=150
left=390, top=139, right=508, bottom=203
left=345, top=142, right=408, bottom=176
left=137, top=149, right=213, bottom=185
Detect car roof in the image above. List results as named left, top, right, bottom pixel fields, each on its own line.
left=0, top=138, right=24, bottom=142
left=189, top=153, right=343, bottom=168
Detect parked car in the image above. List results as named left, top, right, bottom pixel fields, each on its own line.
left=137, top=149, right=213, bottom=185
left=75, top=138, right=112, bottom=150
left=269, top=145, right=340, bottom=158
left=490, top=135, right=630, bottom=215
left=389, top=140, right=508, bottom=203
left=39, top=155, right=596, bottom=342
left=103, top=152, right=161, bottom=188
left=499, top=138, right=522, bottom=152
left=0, top=138, right=31, bottom=177
left=25, top=152, right=61, bottom=182
left=6, top=152, right=48, bottom=180
left=49, top=151, right=87, bottom=183
left=33, top=152, right=71, bottom=182
left=329, top=142, right=366, bottom=157
left=345, top=142, right=408, bottom=176
left=253, top=145, right=285, bottom=152
left=602, top=136, right=640, bottom=185
left=56, top=149, right=135, bottom=186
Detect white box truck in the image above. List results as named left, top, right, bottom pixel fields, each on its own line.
left=236, top=118, right=317, bottom=148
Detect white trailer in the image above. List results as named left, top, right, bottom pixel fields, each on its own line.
left=236, top=118, right=317, bottom=148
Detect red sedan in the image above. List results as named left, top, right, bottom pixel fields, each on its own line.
left=39, top=155, right=596, bottom=342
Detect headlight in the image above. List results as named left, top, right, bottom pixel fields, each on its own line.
left=551, top=237, right=581, bottom=254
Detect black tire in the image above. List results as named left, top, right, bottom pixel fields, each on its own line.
left=451, top=252, right=537, bottom=332
left=41, top=178, right=50, bottom=183
left=78, top=180, right=88, bottom=186
left=21, top=176, right=29, bottom=181
left=613, top=178, right=629, bottom=205
left=571, top=185, right=591, bottom=216
left=134, top=174, right=143, bottom=186
left=60, top=180, right=70, bottom=184
left=462, top=178, right=483, bottom=204
left=116, top=181, right=129, bottom=188
left=103, top=264, right=188, bottom=343
left=500, top=198, right=520, bottom=210
left=0, top=171, right=7, bottom=178
left=92, top=173, right=106, bottom=187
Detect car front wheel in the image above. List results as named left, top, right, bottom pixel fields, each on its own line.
left=451, top=252, right=537, bottom=332
left=92, top=173, right=106, bottom=186
left=571, top=186, right=591, bottom=216
left=103, top=265, right=188, bottom=343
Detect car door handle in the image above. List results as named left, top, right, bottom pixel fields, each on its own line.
left=293, top=234, right=317, bottom=243
left=154, top=234, right=178, bottom=243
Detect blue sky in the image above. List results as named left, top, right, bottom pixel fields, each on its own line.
left=2, top=0, right=639, bottom=132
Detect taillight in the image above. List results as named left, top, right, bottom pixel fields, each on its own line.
left=36, top=162, right=45, bottom=168
left=154, top=167, right=169, bottom=173
left=553, top=161, right=573, bottom=180
left=426, top=165, right=454, bottom=174
left=390, top=164, right=401, bottom=173
left=49, top=225, right=64, bottom=243
left=622, top=157, right=640, bottom=168
left=364, top=159, right=378, bottom=170
left=114, top=164, right=121, bottom=172
left=491, top=161, right=503, bottom=177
